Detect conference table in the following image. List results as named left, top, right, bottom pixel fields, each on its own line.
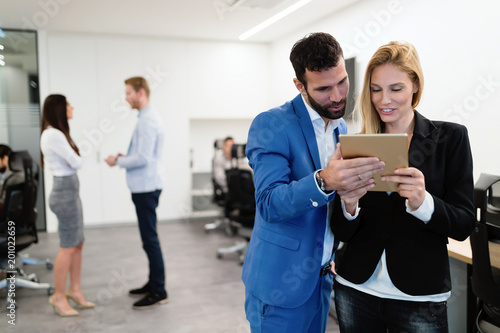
left=447, top=237, right=500, bottom=333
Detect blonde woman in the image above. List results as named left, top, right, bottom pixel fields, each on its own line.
left=331, top=42, right=475, bottom=332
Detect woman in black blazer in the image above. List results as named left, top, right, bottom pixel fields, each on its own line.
left=331, top=41, right=475, bottom=332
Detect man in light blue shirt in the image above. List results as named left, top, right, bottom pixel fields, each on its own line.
left=105, top=77, right=167, bottom=309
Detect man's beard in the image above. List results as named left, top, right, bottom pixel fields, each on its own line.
left=128, top=98, right=140, bottom=110
left=306, top=89, right=346, bottom=120
left=0, top=166, right=6, bottom=173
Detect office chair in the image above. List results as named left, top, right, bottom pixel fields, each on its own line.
left=470, top=173, right=500, bottom=333
left=0, top=151, right=53, bottom=305
left=204, top=139, right=233, bottom=235
left=216, top=144, right=255, bottom=265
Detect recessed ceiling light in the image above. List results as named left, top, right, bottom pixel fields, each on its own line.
left=0, top=60, right=5, bottom=66
left=239, top=0, right=313, bottom=41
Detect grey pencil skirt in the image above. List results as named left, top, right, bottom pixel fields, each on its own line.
left=49, top=174, right=84, bottom=248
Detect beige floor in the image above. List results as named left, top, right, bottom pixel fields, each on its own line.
left=1, top=217, right=340, bottom=333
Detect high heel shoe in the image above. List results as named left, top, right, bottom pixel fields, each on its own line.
left=49, top=295, right=79, bottom=317
left=66, top=290, right=95, bottom=309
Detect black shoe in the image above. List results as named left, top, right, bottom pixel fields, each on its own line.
left=132, top=292, right=168, bottom=309
left=129, top=283, right=151, bottom=295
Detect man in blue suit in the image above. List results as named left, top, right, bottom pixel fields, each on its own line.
left=242, top=33, right=385, bottom=332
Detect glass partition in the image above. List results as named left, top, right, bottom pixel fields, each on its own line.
left=0, top=28, right=45, bottom=230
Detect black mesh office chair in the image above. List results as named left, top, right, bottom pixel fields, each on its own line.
left=0, top=151, right=53, bottom=304
left=470, top=173, right=500, bottom=333
left=216, top=144, right=255, bottom=265
left=204, top=139, right=233, bottom=235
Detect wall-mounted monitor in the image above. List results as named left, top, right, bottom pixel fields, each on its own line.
left=344, top=57, right=356, bottom=121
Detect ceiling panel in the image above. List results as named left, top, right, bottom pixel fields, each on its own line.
left=0, top=0, right=363, bottom=42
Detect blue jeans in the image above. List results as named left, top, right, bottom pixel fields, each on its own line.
left=245, top=272, right=333, bottom=333
left=335, top=282, right=448, bottom=333
left=132, top=190, right=165, bottom=295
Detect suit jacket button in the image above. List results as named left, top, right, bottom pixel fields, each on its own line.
left=312, top=201, right=318, bottom=207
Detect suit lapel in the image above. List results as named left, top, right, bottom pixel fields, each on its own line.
left=292, top=95, right=322, bottom=170
left=409, top=111, right=439, bottom=167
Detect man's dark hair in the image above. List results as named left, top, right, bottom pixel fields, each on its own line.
left=0, top=144, right=12, bottom=159
left=223, top=136, right=234, bottom=143
left=289, top=32, right=344, bottom=88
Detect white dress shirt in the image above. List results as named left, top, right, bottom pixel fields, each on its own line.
left=337, top=179, right=451, bottom=301
left=302, top=95, right=342, bottom=265
left=213, top=151, right=231, bottom=189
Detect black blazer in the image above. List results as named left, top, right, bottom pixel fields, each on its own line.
left=331, top=111, right=475, bottom=296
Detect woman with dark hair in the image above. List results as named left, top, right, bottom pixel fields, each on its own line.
left=41, top=94, right=94, bottom=317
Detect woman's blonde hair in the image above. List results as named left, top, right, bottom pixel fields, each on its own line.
left=357, top=41, right=424, bottom=134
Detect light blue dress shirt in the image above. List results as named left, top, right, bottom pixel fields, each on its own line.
left=117, top=104, right=165, bottom=193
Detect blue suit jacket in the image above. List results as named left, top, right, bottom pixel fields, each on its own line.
left=242, top=94, right=347, bottom=308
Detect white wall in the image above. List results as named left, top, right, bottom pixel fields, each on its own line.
left=270, top=0, right=500, bottom=182
left=37, top=0, right=500, bottom=232
left=39, top=31, right=270, bottom=231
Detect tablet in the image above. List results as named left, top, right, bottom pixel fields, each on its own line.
left=339, top=133, right=408, bottom=192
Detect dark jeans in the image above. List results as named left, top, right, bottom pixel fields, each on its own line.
left=132, top=190, right=165, bottom=295
left=335, top=282, right=448, bottom=333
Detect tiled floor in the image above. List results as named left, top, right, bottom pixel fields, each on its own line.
left=1, top=217, right=340, bottom=333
